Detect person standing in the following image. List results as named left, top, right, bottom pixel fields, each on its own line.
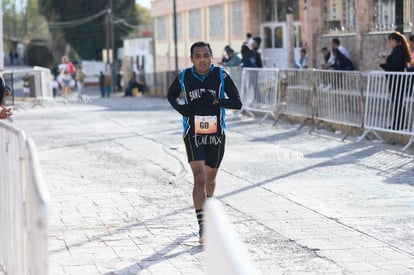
left=99, top=71, right=105, bottom=98
left=295, top=48, right=309, bottom=69
left=252, top=37, right=263, bottom=68
left=75, top=65, right=86, bottom=97
left=58, top=56, right=75, bottom=105
left=377, top=32, right=412, bottom=130
left=167, top=41, right=242, bottom=244
left=0, top=76, right=12, bottom=119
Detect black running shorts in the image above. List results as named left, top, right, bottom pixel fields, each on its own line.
left=183, top=134, right=226, bottom=168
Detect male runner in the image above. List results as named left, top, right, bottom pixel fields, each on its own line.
left=167, top=41, right=242, bottom=244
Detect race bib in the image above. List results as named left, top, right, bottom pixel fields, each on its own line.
left=194, top=115, right=217, bottom=134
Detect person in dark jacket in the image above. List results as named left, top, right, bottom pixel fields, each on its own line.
left=377, top=31, right=412, bottom=130
left=252, top=37, right=263, bottom=68
left=0, top=76, right=12, bottom=119
left=332, top=48, right=354, bottom=71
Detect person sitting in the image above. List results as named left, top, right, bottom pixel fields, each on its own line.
left=332, top=48, right=354, bottom=71
left=295, top=48, right=309, bottom=69
left=222, top=47, right=241, bottom=67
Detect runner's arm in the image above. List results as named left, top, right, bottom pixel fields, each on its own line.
left=167, top=76, right=192, bottom=116
left=214, top=75, right=242, bottom=110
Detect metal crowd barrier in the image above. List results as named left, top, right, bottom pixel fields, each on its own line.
left=314, top=69, right=365, bottom=131
left=239, top=68, right=280, bottom=121
left=205, top=199, right=258, bottom=275
left=2, top=66, right=54, bottom=107
left=276, top=69, right=315, bottom=128
left=0, top=121, right=49, bottom=275
left=358, top=71, right=414, bottom=150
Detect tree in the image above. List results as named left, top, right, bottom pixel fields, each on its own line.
left=38, top=0, right=140, bottom=61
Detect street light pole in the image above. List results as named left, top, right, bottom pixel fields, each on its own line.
left=173, top=0, right=178, bottom=74
left=109, top=0, right=116, bottom=93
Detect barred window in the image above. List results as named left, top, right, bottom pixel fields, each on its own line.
left=373, top=0, right=411, bottom=31
left=209, top=4, right=224, bottom=36
left=232, top=1, right=244, bottom=36
left=156, top=16, right=166, bottom=40
left=189, top=9, right=201, bottom=39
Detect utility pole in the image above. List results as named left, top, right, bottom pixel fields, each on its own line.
left=109, top=0, right=116, bottom=93
left=0, top=0, right=3, bottom=70
left=105, top=0, right=116, bottom=94
left=173, top=0, right=178, bottom=74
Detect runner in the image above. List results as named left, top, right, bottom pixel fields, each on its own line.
left=167, top=41, right=242, bottom=244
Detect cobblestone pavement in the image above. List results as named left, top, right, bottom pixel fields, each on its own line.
left=10, top=88, right=414, bottom=275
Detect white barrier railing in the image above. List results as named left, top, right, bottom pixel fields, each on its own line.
left=0, top=121, right=49, bottom=275
left=277, top=69, right=315, bottom=127
left=240, top=68, right=280, bottom=121
left=358, top=71, right=414, bottom=150
left=205, top=199, right=258, bottom=275
left=3, top=67, right=55, bottom=107
left=314, top=69, right=365, bottom=129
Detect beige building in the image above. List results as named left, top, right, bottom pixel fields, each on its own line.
left=151, top=0, right=413, bottom=72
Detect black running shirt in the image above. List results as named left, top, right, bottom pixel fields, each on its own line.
left=168, top=65, right=242, bottom=135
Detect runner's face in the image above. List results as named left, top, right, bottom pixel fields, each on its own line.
left=191, top=46, right=212, bottom=75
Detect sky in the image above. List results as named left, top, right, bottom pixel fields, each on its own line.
left=136, top=0, right=151, bottom=9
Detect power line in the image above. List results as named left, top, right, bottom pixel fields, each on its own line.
left=48, top=10, right=107, bottom=28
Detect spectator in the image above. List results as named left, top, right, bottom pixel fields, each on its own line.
left=240, top=44, right=257, bottom=68
left=75, top=65, right=86, bottom=96
left=220, top=45, right=231, bottom=65
left=295, top=48, right=309, bottom=69
left=377, top=32, right=412, bottom=130
left=246, top=33, right=254, bottom=48
left=0, top=76, right=12, bottom=119
left=252, top=37, right=263, bottom=68
left=332, top=38, right=351, bottom=61
left=332, top=48, right=354, bottom=71
left=124, top=72, right=138, bottom=97
left=137, top=65, right=148, bottom=93
left=321, top=47, right=335, bottom=69
left=57, top=56, right=76, bottom=104
left=222, top=47, right=241, bottom=67
left=99, top=71, right=105, bottom=98
left=104, top=72, right=111, bottom=98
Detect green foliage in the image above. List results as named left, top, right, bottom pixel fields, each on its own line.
left=38, top=0, right=141, bottom=60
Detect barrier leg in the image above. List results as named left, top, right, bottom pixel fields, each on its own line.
left=402, top=135, right=414, bottom=151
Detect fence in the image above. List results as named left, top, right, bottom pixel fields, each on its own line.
left=239, top=68, right=280, bottom=121
left=358, top=71, right=414, bottom=150
left=277, top=69, right=315, bottom=127
left=314, top=69, right=365, bottom=129
left=2, top=66, right=54, bottom=107
left=0, top=121, right=49, bottom=275
left=205, top=199, right=258, bottom=275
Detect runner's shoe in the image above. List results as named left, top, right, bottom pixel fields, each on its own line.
left=198, top=228, right=204, bottom=244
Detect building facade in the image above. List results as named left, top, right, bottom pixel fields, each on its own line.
left=151, top=0, right=413, bottom=72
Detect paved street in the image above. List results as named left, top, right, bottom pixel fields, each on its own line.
left=10, top=87, right=414, bottom=275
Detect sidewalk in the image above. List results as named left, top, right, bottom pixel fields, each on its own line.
left=10, top=86, right=414, bottom=274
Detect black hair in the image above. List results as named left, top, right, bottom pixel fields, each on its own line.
left=332, top=38, right=340, bottom=46
left=388, top=32, right=412, bottom=63
left=321, top=47, right=328, bottom=51
left=190, top=41, right=212, bottom=57
left=409, top=35, right=414, bottom=42
left=246, top=33, right=252, bottom=38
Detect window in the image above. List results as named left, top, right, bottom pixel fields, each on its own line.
left=156, top=16, right=166, bottom=40
left=232, top=1, right=244, bottom=36
left=210, top=4, right=224, bottom=36
left=261, top=0, right=299, bottom=22
left=176, top=13, right=182, bottom=39
left=189, top=9, right=201, bottom=39
left=373, top=0, right=411, bottom=31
